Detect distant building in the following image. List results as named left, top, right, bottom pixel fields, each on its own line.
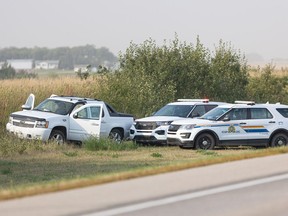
left=7, top=59, right=33, bottom=72
left=74, top=64, right=89, bottom=72
left=35, top=60, right=59, bottom=70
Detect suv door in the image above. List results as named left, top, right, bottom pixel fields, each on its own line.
left=216, top=108, right=249, bottom=145
left=68, top=104, right=102, bottom=141
left=242, top=108, right=276, bottom=145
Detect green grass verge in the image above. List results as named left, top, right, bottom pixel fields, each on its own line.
left=1, top=135, right=288, bottom=201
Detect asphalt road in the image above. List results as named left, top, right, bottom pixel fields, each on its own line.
left=1, top=153, right=288, bottom=216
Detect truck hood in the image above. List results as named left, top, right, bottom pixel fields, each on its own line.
left=136, top=116, right=185, bottom=122
left=10, top=110, right=64, bottom=120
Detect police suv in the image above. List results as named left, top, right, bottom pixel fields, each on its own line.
left=130, top=99, right=226, bottom=145
left=167, top=101, right=288, bottom=149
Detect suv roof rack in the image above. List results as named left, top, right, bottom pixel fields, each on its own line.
left=177, top=99, right=209, bottom=103
left=234, top=100, right=255, bottom=105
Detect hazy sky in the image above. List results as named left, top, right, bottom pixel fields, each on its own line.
left=1, top=0, right=288, bottom=60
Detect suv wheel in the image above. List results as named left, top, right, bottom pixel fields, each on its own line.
left=271, top=133, right=288, bottom=147
left=195, top=133, right=215, bottom=150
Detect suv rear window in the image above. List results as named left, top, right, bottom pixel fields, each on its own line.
left=276, top=108, right=288, bottom=118
left=250, top=108, right=273, bottom=119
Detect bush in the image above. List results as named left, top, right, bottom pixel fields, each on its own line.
left=99, top=36, right=249, bottom=118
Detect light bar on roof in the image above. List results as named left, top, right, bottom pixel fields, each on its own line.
left=177, top=99, right=209, bottom=103
left=234, top=100, right=255, bottom=105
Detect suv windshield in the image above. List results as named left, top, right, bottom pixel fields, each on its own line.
left=34, top=99, right=74, bottom=115
left=153, top=105, right=195, bottom=117
left=200, top=107, right=230, bottom=120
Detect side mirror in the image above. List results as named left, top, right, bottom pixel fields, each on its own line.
left=73, top=113, right=78, bottom=119
left=21, top=105, right=32, bottom=110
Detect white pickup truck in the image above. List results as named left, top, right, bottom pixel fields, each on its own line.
left=6, top=94, right=134, bottom=144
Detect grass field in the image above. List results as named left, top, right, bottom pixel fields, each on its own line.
left=1, top=70, right=288, bottom=201
left=1, top=135, right=288, bottom=200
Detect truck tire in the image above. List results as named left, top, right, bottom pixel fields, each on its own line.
left=109, top=129, right=123, bottom=143
left=49, top=129, right=65, bottom=145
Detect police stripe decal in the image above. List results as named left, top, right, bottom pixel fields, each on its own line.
left=193, top=124, right=269, bottom=133
left=241, top=126, right=269, bottom=133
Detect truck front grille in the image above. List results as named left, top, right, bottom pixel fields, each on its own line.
left=13, top=121, right=35, bottom=128
left=12, top=116, right=36, bottom=128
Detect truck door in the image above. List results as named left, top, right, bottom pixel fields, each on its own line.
left=68, top=104, right=102, bottom=141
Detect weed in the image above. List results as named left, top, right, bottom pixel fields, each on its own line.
left=196, top=149, right=219, bottom=156
left=111, top=153, right=119, bottom=158
left=151, top=152, right=163, bottom=158
left=62, top=151, right=78, bottom=157
left=1, top=169, right=12, bottom=175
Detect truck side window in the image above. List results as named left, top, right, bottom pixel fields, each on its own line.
left=77, top=108, right=88, bottom=119
left=72, top=103, right=84, bottom=113
left=90, top=106, right=101, bottom=120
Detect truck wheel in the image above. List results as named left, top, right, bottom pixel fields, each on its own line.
left=270, top=133, right=288, bottom=147
left=195, top=133, right=215, bottom=150
left=49, top=129, right=65, bottom=145
left=109, top=129, right=123, bottom=143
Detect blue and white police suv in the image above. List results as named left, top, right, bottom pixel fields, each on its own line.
left=167, top=101, right=288, bottom=149
left=130, top=99, right=226, bottom=145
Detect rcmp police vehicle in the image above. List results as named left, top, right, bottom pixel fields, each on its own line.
left=130, top=99, right=226, bottom=145
left=167, top=101, right=288, bottom=149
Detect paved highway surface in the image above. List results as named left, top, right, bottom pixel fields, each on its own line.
left=1, top=153, right=288, bottom=216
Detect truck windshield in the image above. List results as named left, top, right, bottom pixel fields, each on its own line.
left=153, top=105, right=195, bottom=117
left=34, top=99, right=74, bottom=115
left=199, top=107, right=230, bottom=120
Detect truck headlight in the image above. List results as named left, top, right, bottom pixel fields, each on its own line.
left=35, top=120, right=49, bottom=128
left=8, top=116, right=13, bottom=124
left=181, top=124, right=196, bottom=130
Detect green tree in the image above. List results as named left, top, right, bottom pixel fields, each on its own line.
left=99, top=36, right=249, bottom=118
left=208, top=41, right=249, bottom=102
left=246, top=64, right=288, bottom=103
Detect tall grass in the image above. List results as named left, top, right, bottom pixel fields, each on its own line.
left=0, top=134, right=76, bottom=157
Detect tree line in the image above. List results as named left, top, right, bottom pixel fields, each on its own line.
left=97, top=36, right=288, bottom=118
left=0, top=45, right=118, bottom=70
